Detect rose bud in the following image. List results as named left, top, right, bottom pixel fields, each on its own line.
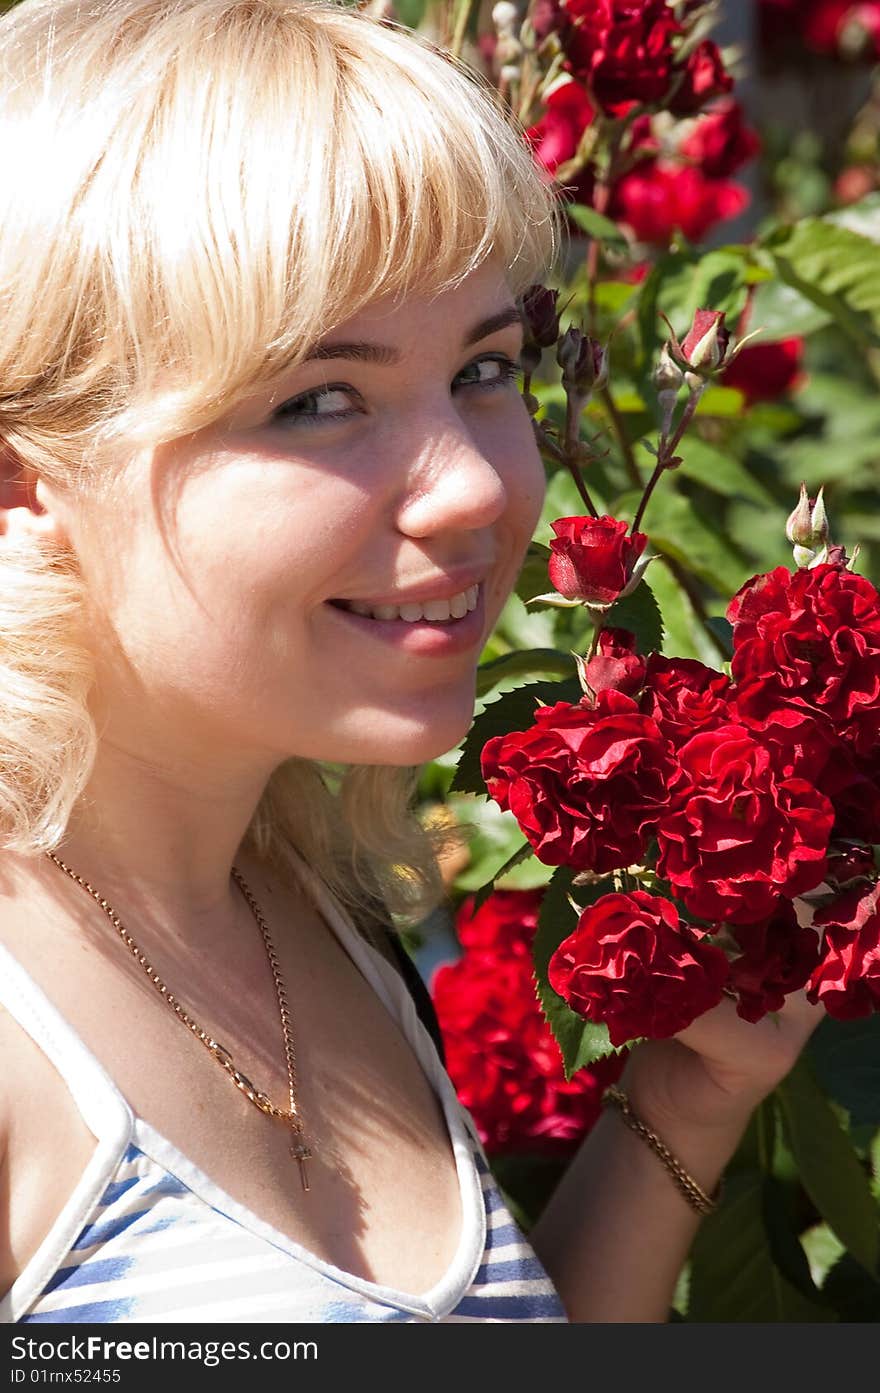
left=556, top=327, right=608, bottom=399
left=679, top=308, right=730, bottom=371
left=547, top=515, right=650, bottom=609
left=786, top=482, right=829, bottom=568
left=577, top=627, right=647, bottom=699
left=519, top=284, right=560, bottom=373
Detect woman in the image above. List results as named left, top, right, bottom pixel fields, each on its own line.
left=0, top=0, right=818, bottom=1324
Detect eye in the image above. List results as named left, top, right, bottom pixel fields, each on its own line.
left=273, top=384, right=363, bottom=426
left=455, top=354, right=520, bottom=393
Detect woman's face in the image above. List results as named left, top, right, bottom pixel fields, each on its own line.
left=68, top=260, right=545, bottom=770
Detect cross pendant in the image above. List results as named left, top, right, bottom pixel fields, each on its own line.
left=290, top=1140, right=312, bottom=1193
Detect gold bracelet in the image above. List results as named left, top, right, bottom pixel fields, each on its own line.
left=602, top=1085, right=721, bottom=1217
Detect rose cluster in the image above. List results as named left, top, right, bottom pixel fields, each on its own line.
left=431, top=889, right=624, bottom=1154
left=481, top=517, right=880, bottom=1048
left=524, top=0, right=760, bottom=246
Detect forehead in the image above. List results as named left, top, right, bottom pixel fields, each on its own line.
left=312, top=261, right=522, bottom=350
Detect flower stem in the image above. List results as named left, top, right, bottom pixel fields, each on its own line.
left=564, top=394, right=600, bottom=518
left=449, top=0, right=479, bottom=58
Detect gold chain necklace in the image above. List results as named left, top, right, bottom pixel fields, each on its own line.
left=45, top=850, right=313, bottom=1192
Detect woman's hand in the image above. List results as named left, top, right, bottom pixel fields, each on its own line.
left=622, top=988, right=824, bottom=1138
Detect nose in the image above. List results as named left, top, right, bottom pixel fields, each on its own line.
left=392, top=415, right=509, bottom=540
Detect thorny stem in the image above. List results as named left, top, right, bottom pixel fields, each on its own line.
left=633, top=383, right=706, bottom=533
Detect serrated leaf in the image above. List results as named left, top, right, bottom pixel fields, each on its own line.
left=450, top=677, right=582, bottom=796
left=765, top=218, right=880, bottom=348
left=777, top=1058, right=880, bottom=1276
left=749, top=277, right=832, bottom=341
left=471, top=841, right=535, bottom=912
left=475, top=649, right=576, bottom=699
left=603, top=576, right=663, bottom=653
left=566, top=205, right=629, bottom=249
left=532, top=866, right=622, bottom=1078
left=687, top=1170, right=836, bottom=1322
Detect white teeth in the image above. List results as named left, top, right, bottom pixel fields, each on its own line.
left=398, top=602, right=424, bottom=622
left=339, top=584, right=480, bottom=624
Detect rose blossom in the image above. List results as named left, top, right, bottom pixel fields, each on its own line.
left=807, top=883, right=880, bottom=1018
left=581, top=627, right=647, bottom=697
left=610, top=161, right=749, bottom=244
left=727, top=899, right=822, bottom=1022
left=641, top=653, right=732, bottom=743
left=561, top=0, right=680, bottom=117
left=548, top=515, right=648, bottom=607
left=548, top=890, right=730, bottom=1046
left=667, top=39, right=733, bottom=114
left=431, top=890, right=625, bottom=1155
left=481, top=688, right=678, bottom=874
left=680, top=101, right=761, bottom=179
left=525, top=78, right=594, bottom=176
left=655, top=721, right=835, bottom=922
left=728, top=563, right=880, bottom=755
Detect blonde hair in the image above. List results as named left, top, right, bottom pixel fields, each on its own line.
left=0, top=0, right=559, bottom=922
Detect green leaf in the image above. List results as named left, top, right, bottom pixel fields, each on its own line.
left=636, top=244, right=756, bottom=367
left=471, top=841, right=535, bottom=912
left=776, top=1058, right=880, bottom=1276
left=808, top=1012, right=880, bottom=1131
left=764, top=218, right=880, bottom=348
left=532, top=866, right=620, bottom=1078
left=604, top=576, right=663, bottom=653
left=475, top=649, right=577, bottom=699
left=749, top=278, right=832, bottom=342
left=673, top=437, right=776, bottom=507
left=687, top=1170, right=836, bottom=1322
left=450, top=677, right=582, bottom=796
left=514, top=541, right=553, bottom=604
left=566, top=205, right=629, bottom=250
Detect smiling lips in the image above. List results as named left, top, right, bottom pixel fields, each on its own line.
left=333, top=584, right=480, bottom=624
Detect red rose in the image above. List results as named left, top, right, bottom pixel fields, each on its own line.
left=525, top=78, right=594, bottom=176
left=655, top=722, right=834, bottom=923
left=727, top=900, right=822, bottom=1023
left=721, top=338, right=804, bottom=404
left=610, top=161, right=749, bottom=244
left=680, top=101, right=761, bottom=178
left=667, top=39, right=733, bottom=115
left=481, top=688, right=678, bottom=874
left=641, top=653, right=732, bottom=744
left=805, top=1, right=880, bottom=57
left=548, top=889, right=730, bottom=1046
left=561, top=0, right=680, bottom=117
left=432, top=890, right=625, bottom=1155
left=581, top=627, right=647, bottom=697
left=728, top=564, right=880, bottom=755
left=548, top=515, right=648, bottom=606
left=807, top=883, right=880, bottom=1018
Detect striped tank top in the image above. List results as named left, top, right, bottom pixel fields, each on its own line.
left=0, top=857, right=567, bottom=1324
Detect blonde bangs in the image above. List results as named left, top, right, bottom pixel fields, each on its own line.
left=0, top=0, right=559, bottom=468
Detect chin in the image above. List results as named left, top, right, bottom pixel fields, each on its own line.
left=330, top=702, right=477, bottom=768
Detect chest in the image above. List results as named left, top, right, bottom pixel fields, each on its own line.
left=0, top=893, right=463, bottom=1298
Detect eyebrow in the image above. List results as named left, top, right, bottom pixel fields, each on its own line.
left=303, top=305, right=525, bottom=365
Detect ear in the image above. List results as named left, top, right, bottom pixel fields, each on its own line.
left=0, top=456, right=70, bottom=545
